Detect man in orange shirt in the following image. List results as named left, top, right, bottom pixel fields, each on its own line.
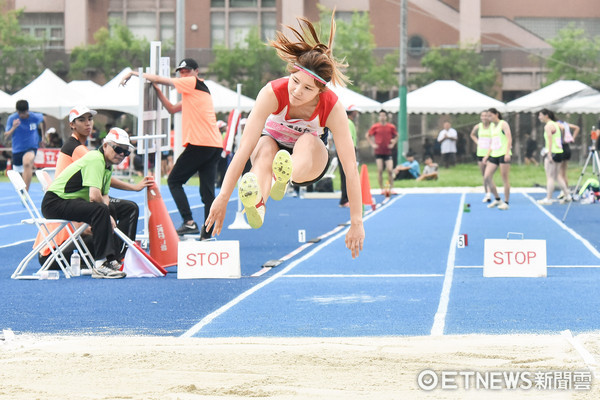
left=121, top=59, right=222, bottom=240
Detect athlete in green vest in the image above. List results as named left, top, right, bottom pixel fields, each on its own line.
left=483, top=108, right=512, bottom=210
left=470, top=110, right=493, bottom=202
left=537, top=108, right=571, bottom=205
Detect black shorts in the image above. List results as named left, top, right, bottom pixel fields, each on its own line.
left=488, top=155, right=511, bottom=165
left=552, top=152, right=563, bottom=163
left=375, top=154, right=393, bottom=162
left=561, top=143, right=571, bottom=161
left=12, top=148, right=37, bottom=166
left=262, top=135, right=331, bottom=187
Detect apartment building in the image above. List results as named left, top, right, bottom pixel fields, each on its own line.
left=6, top=0, right=600, bottom=99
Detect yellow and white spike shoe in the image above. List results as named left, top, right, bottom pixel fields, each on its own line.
left=238, top=172, right=265, bottom=229
left=270, top=150, right=293, bottom=201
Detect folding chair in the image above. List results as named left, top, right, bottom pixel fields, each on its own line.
left=323, top=157, right=339, bottom=180
left=8, top=170, right=92, bottom=279
left=36, top=169, right=53, bottom=192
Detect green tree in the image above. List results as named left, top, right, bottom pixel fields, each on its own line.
left=412, top=45, right=498, bottom=96
left=319, top=8, right=397, bottom=92
left=546, top=24, right=600, bottom=87
left=208, top=27, right=285, bottom=98
left=0, top=5, right=43, bottom=93
left=70, top=20, right=149, bottom=81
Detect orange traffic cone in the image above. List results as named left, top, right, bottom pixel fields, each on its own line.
left=147, top=182, right=179, bottom=268
left=360, top=164, right=376, bottom=211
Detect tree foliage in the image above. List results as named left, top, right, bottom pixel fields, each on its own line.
left=0, top=6, right=44, bottom=93
left=546, top=24, right=600, bottom=87
left=318, top=7, right=397, bottom=92
left=208, top=27, right=285, bottom=98
left=70, top=20, right=150, bottom=81
left=411, top=46, right=498, bottom=96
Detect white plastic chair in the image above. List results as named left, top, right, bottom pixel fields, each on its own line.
left=36, top=169, right=53, bottom=192
left=9, top=170, right=92, bottom=279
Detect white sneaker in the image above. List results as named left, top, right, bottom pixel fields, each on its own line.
left=482, top=193, right=491, bottom=203
left=498, top=201, right=509, bottom=210
left=559, top=196, right=573, bottom=204
left=487, top=199, right=502, bottom=208
left=537, top=198, right=553, bottom=206
left=238, top=172, right=265, bottom=229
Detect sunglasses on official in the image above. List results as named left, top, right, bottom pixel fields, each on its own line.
left=109, top=143, right=131, bottom=156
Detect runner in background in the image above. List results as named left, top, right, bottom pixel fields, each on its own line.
left=469, top=110, right=492, bottom=203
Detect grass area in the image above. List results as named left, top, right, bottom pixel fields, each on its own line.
left=0, top=162, right=587, bottom=192
left=344, top=162, right=585, bottom=191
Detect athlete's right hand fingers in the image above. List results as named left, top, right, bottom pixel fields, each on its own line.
left=205, top=209, right=223, bottom=237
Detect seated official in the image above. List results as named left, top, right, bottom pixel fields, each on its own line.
left=41, top=129, right=138, bottom=279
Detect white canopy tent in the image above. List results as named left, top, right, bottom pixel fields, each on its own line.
left=556, top=93, right=600, bottom=114
left=327, top=85, right=381, bottom=112
left=87, top=68, right=256, bottom=114
left=204, top=80, right=255, bottom=113
left=9, top=69, right=84, bottom=119
left=382, top=80, right=506, bottom=114
left=0, top=89, right=13, bottom=113
left=505, top=80, right=598, bottom=113
left=67, top=80, right=102, bottom=97
left=86, top=68, right=142, bottom=115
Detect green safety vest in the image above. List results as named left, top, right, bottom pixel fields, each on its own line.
left=545, top=120, right=563, bottom=154
left=476, top=123, right=492, bottom=157
left=490, top=120, right=511, bottom=157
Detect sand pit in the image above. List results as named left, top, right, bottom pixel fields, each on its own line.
left=0, top=333, right=599, bottom=399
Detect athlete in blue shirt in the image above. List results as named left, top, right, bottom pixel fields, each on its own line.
left=4, top=100, right=45, bottom=190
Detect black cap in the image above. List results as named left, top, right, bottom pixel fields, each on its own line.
left=175, top=58, right=199, bottom=71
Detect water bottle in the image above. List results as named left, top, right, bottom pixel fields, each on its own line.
left=70, top=250, right=81, bottom=277
left=37, top=270, right=59, bottom=280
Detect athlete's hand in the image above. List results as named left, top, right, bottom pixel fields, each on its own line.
left=345, top=221, right=365, bottom=259
left=205, top=194, right=229, bottom=237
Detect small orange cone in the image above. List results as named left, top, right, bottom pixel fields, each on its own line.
left=147, top=182, right=179, bottom=268
left=360, top=164, right=376, bottom=210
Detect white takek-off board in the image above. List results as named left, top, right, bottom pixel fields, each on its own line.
left=484, top=239, right=547, bottom=278
left=178, top=240, right=241, bottom=279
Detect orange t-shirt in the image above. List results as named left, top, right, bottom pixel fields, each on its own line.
left=54, top=135, right=89, bottom=177
left=172, top=76, right=222, bottom=148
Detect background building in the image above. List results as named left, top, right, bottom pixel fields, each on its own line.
left=7, top=0, right=600, bottom=100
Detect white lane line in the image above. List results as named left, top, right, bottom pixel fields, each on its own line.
left=0, top=238, right=34, bottom=249
left=561, top=329, right=599, bottom=378
left=181, top=195, right=403, bottom=338
left=524, top=192, right=600, bottom=259
left=431, top=192, right=465, bottom=336
left=283, top=274, right=443, bottom=278
left=249, top=195, right=405, bottom=277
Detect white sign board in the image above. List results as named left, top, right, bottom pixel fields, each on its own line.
left=178, top=240, right=241, bottom=279
left=484, top=239, right=547, bottom=278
